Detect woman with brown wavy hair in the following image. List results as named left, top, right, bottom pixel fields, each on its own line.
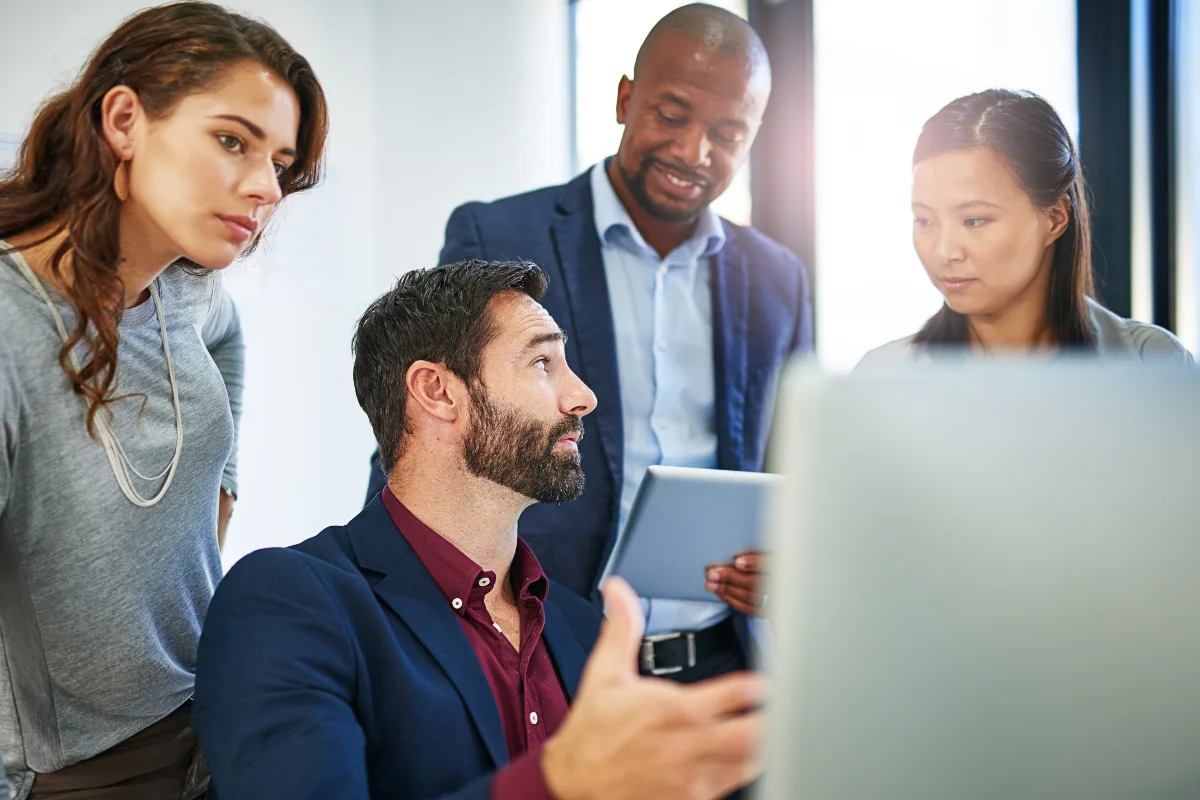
left=0, top=3, right=327, bottom=797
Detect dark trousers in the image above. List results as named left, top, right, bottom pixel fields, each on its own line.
left=29, top=701, right=208, bottom=800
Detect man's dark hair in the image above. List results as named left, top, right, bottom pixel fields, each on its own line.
left=352, top=259, right=549, bottom=474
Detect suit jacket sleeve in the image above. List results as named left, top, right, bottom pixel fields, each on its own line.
left=439, top=203, right=487, bottom=265
left=365, top=451, right=386, bottom=507
left=760, top=252, right=813, bottom=478
left=791, top=254, right=814, bottom=355
left=192, top=549, right=507, bottom=800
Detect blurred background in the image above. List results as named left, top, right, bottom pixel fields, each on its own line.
left=0, top=0, right=1195, bottom=566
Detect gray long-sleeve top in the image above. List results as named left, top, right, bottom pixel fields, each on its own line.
left=0, top=245, right=243, bottom=799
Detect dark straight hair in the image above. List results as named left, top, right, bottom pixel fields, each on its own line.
left=912, top=89, right=1097, bottom=349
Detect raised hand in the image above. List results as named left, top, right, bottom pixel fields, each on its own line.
left=540, top=577, right=766, bottom=800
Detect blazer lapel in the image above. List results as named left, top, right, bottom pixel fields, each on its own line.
left=348, top=501, right=510, bottom=768
left=541, top=598, right=589, bottom=701
left=550, top=175, right=624, bottom=489
left=712, top=225, right=750, bottom=470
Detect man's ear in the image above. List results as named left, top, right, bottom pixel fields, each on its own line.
left=615, top=75, right=633, bottom=125
left=405, top=360, right=466, bottom=425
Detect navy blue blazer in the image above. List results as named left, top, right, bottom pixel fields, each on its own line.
left=192, top=496, right=602, bottom=800
left=367, top=169, right=813, bottom=600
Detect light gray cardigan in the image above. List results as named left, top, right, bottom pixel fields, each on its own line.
left=858, top=298, right=1194, bottom=367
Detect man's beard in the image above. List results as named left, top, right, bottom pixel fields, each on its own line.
left=462, top=386, right=586, bottom=504
left=617, top=155, right=712, bottom=223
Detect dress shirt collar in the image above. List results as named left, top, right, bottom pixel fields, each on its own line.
left=589, top=159, right=726, bottom=263
left=381, top=487, right=548, bottom=615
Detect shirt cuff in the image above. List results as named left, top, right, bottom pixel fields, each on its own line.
left=490, top=748, right=555, bottom=800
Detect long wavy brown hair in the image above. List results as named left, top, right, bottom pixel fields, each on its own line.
left=0, top=1, right=328, bottom=435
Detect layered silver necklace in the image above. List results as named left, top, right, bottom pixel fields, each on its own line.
left=9, top=246, right=183, bottom=507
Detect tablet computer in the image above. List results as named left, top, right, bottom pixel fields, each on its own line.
left=602, top=465, right=782, bottom=602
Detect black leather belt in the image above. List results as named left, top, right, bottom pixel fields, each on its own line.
left=639, top=617, right=740, bottom=676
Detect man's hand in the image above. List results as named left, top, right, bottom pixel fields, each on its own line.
left=541, top=577, right=765, bottom=800
left=706, top=551, right=769, bottom=617
left=217, top=490, right=235, bottom=552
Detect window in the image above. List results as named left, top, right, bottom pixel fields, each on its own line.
left=571, top=0, right=752, bottom=225
left=813, top=0, right=1078, bottom=370
left=1174, top=1, right=1200, bottom=351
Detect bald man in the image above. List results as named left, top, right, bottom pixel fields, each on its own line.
left=367, top=2, right=811, bottom=684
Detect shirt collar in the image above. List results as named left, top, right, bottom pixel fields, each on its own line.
left=589, top=159, right=726, bottom=262
left=381, top=487, right=548, bottom=615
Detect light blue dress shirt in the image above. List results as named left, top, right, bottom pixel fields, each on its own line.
left=590, top=162, right=732, bottom=636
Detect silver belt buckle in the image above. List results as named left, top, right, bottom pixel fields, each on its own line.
left=640, top=631, right=697, bottom=676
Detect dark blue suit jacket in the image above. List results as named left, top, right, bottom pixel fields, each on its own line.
left=367, top=169, right=813, bottom=601
left=192, top=496, right=602, bottom=800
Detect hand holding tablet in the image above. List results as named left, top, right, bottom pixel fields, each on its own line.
left=602, top=466, right=782, bottom=605
left=706, top=550, right=770, bottom=617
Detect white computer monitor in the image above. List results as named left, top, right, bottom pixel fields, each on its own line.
left=763, top=360, right=1200, bottom=800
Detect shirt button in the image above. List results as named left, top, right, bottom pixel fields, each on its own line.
left=655, top=418, right=668, bottom=430
left=478, top=577, right=491, bottom=587
left=451, top=598, right=463, bottom=610
left=657, top=264, right=668, bottom=276
left=529, top=711, right=538, bottom=725
left=657, top=339, right=668, bottom=350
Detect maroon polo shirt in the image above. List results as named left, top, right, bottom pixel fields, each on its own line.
left=382, top=488, right=567, bottom=800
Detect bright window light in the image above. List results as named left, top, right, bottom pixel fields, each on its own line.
left=1175, top=1, right=1200, bottom=352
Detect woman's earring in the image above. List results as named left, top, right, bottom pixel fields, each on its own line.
left=113, top=153, right=131, bottom=202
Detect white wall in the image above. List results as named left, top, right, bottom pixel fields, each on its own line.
left=0, top=0, right=572, bottom=566
left=374, top=1, right=573, bottom=270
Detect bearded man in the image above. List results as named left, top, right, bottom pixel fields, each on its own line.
left=191, top=259, right=767, bottom=800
